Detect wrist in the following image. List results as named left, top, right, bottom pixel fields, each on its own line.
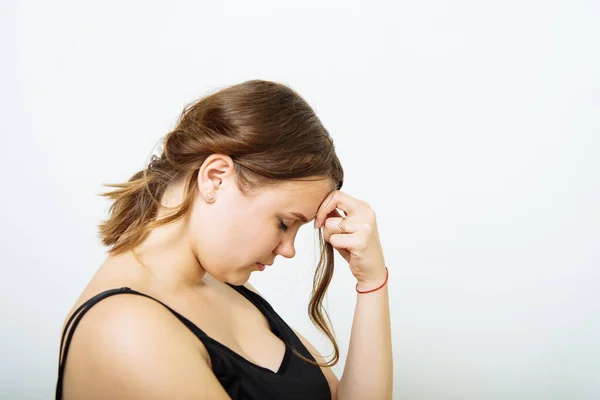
left=356, top=267, right=389, bottom=293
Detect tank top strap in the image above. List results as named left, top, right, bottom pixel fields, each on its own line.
left=55, top=287, right=208, bottom=400
left=225, top=283, right=275, bottom=315
left=224, top=283, right=291, bottom=342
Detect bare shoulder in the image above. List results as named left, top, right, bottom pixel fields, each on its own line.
left=60, top=292, right=230, bottom=400
left=242, top=282, right=340, bottom=400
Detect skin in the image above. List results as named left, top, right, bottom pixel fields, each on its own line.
left=59, top=154, right=341, bottom=399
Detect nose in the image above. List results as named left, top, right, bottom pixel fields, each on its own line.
left=275, top=237, right=296, bottom=259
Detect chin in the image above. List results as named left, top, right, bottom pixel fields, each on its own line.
left=225, top=271, right=251, bottom=287
left=229, top=278, right=250, bottom=287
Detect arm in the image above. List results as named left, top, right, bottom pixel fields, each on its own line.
left=61, top=294, right=231, bottom=400
left=312, top=190, right=394, bottom=399
left=336, top=272, right=393, bottom=400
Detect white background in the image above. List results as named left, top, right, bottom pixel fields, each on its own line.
left=1, top=0, right=599, bottom=399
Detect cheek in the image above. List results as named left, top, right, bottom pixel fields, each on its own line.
left=190, top=204, right=278, bottom=262
left=214, top=222, right=275, bottom=259
left=242, top=228, right=276, bottom=249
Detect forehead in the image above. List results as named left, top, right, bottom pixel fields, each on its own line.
left=259, top=178, right=332, bottom=208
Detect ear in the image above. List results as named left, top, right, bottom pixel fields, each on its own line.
left=197, top=154, right=235, bottom=200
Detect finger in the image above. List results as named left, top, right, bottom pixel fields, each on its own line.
left=327, top=235, right=352, bottom=263
left=315, top=203, right=344, bottom=229
left=328, top=232, right=357, bottom=252
left=315, top=191, right=360, bottom=229
left=326, top=208, right=345, bottom=220
left=321, top=214, right=348, bottom=242
left=322, top=231, right=352, bottom=262
left=325, top=217, right=353, bottom=234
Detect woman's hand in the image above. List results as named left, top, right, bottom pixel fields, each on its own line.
left=314, top=190, right=387, bottom=288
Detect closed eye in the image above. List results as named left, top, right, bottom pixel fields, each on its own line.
left=279, top=219, right=289, bottom=232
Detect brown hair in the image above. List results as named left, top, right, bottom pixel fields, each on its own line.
left=97, top=79, right=344, bottom=368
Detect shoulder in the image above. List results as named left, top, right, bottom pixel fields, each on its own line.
left=243, top=282, right=340, bottom=400
left=63, top=290, right=192, bottom=354
left=60, top=291, right=230, bottom=400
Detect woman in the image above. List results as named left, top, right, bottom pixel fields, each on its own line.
left=56, top=79, right=393, bottom=399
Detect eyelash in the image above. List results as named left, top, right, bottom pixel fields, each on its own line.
left=279, top=219, right=289, bottom=232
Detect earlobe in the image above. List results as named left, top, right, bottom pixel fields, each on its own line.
left=204, top=191, right=215, bottom=203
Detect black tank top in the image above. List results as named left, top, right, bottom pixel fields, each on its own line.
left=56, top=284, right=331, bottom=400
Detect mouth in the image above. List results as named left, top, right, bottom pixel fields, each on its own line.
left=256, top=263, right=266, bottom=271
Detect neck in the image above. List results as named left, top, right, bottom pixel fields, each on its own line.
left=128, top=178, right=208, bottom=291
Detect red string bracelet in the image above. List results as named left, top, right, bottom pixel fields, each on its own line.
left=356, top=267, right=389, bottom=294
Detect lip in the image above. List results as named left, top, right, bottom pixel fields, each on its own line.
left=256, top=263, right=266, bottom=271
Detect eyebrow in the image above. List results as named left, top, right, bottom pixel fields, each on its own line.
left=290, top=212, right=313, bottom=223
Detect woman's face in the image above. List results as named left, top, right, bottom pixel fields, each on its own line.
left=188, top=155, right=332, bottom=285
